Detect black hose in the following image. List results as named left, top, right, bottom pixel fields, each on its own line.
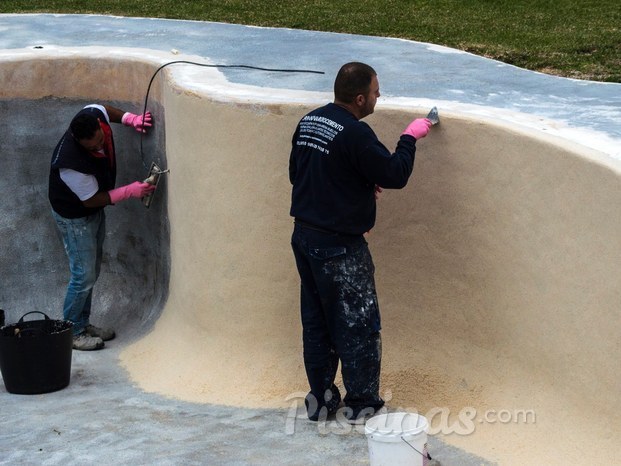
left=139, top=60, right=325, bottom=169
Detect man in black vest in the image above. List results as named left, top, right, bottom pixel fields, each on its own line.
left=49, top=104, right=155, bottom=351
left=289, top=62, right=433, bottom=423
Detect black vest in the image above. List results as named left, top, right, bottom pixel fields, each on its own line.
left=48, top=107, right=117, bottom=219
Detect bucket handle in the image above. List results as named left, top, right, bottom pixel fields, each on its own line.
left=401, top=437, right=432, bottom=460
left=18, top=311, right=51, bottom=323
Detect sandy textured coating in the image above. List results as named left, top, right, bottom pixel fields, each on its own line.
left=125, top=93, right=621, bottom=465
left=2, top=49, right=620, bottom=465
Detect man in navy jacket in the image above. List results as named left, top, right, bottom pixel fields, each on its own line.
left=289, top=62, right=432, bottom=423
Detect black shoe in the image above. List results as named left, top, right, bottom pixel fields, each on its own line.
left=343, top=404, right=386, bottom=425
left=306, top=385, right=342, bottom=421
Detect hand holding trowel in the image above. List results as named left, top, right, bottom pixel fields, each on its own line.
left=402, top=106, right=439, bottom=140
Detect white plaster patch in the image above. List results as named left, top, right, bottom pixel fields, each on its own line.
left=425, top=44, right=468, bottom=55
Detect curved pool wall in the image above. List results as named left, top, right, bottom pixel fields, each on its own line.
left=1, top=14, right=620, bottom=464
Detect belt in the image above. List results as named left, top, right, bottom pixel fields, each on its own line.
left=294, top=219, right=357, bottom=237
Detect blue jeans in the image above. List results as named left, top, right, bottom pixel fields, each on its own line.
left=291, top=223, right=384, bottom=419
left=52, top=209, right=105, bottom=336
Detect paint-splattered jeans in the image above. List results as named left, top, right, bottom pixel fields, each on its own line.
left=52, top=209, right=105, bottom=336
left=291, top=223, right=384, bottom=420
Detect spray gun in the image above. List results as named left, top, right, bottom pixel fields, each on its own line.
left=142, top=162, right=170, bottom=208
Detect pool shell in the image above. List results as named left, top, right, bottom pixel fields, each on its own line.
left=1, top=48, right=620, bottom=464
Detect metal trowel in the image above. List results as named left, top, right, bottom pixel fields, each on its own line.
left=142, top=162, right=170, bottom=208
left=427, top=106, right=440, bottom=125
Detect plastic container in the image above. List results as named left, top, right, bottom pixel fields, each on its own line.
left=0, top=311, right=73, bottom=394
left=365, top=412, right=430, bottom=466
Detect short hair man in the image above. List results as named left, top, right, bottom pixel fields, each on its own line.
left=289, top=62, right=432, bottom=423
left=49, top=104, right=156, bottom=350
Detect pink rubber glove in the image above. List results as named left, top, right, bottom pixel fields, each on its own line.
left=121, top=112, right=153, bottom=133
left=108, top=182, right=155, bottom=204
left=402, top=118, right=432, bottom=140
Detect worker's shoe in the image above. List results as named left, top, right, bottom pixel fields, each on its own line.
left=73, top=333, right=105, bottom=351
left=343, top=405, right=386, bottom=425
left=306, top=385, right=342, bottom=421
left=85, top=324, right=116, bottom=341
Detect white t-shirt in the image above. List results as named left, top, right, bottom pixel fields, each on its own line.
left=60, top=105, right=111, bottom=201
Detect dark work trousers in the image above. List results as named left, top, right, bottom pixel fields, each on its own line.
left=291, top=222, right=385, bottom=420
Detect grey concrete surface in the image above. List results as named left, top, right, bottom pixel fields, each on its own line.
left=1, top=12, right=619, bottom=466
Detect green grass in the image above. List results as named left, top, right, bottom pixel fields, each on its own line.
left=2, top=0, right=620, bottom=82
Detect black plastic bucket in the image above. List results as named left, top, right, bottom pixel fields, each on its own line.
left=0, top=311, right=73, bottom=394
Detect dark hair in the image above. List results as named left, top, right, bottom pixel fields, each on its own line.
left=70, top=113, right=100, bottom=141
left=334, top=62, right=377, bottom=103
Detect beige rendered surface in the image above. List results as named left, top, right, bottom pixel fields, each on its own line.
left=4, top=51, right=620, bottom=464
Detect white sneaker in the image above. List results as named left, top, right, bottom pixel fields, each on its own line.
left=73, top=333, right=104, bottom=351
left=85, top=324, right=115, bottom=341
